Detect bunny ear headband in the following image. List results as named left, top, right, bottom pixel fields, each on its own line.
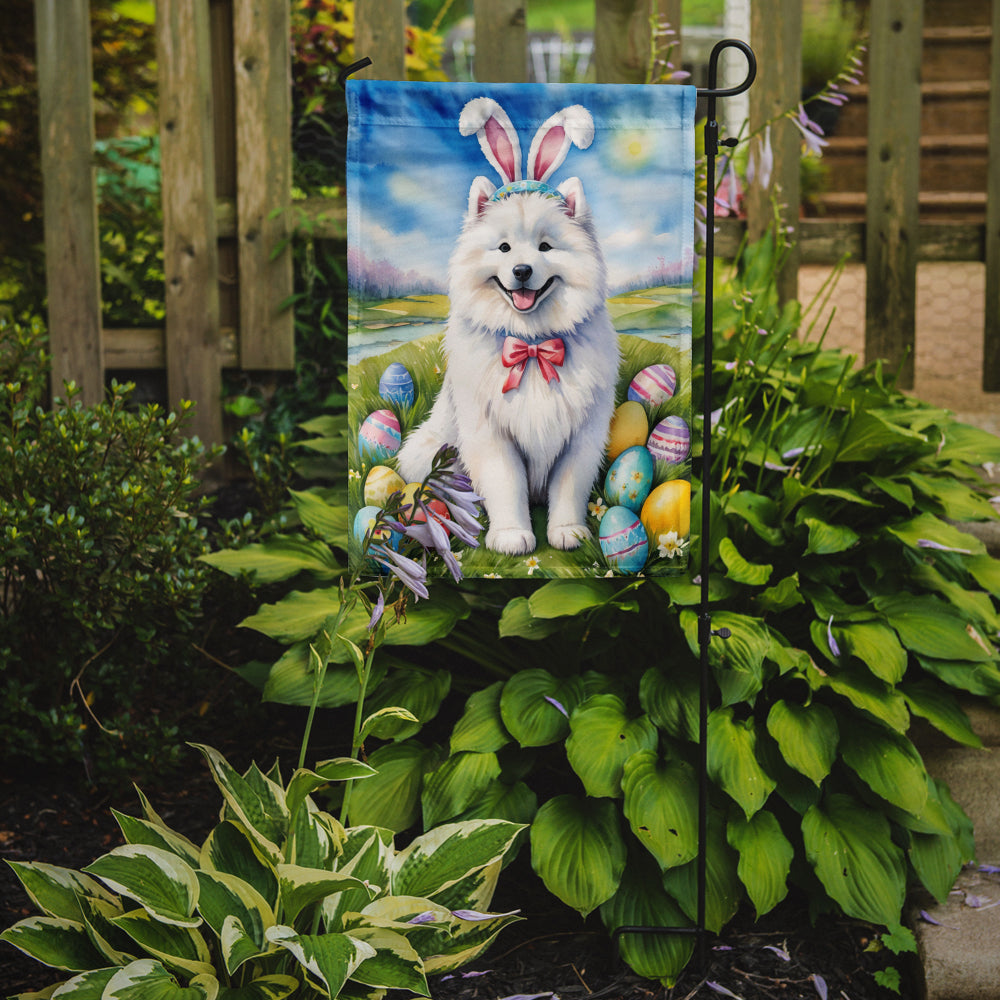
left=459, top=97, right=595, bottom=202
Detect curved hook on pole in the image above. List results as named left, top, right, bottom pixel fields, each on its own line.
left=338, top=56, right=373, bottom=90
left=697, top=38, right=756, bottom=99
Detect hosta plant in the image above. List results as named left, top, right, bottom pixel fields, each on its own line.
left=1, top=744, right=523, bottom=999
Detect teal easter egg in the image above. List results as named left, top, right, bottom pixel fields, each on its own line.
left=647, top=415, right=690, bottom=463
left=603, top=445, right=654, bottom=512
left=353, top=504, right=400, bottom=570
left=628, top=363, right=677, bottom=407
left=598, top=505, right=649, bottom=574
left=359, top=409, right=402, bottom=463
left=378, top=362, right=415, bottom=408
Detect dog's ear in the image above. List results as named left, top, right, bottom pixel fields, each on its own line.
left=460, top=98, right=522, bottom=184
left=468, top=176, right=496, bottom=217
left=557, top=177, right=588, bottom=219
left=528, top=105, right=594, bottom=183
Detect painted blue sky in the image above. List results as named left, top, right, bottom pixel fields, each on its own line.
left=346, top=80, right=696, bottom=294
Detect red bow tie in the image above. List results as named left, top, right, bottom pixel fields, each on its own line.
left=501, top=336, right=565, bottom=393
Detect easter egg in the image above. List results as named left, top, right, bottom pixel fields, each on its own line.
left=604, top=445, right=654, bottom=512
left=378, top=362, right=415, bottom=408
left=399, top=482, right=450, bottom=531
left=640, top=479, right=691, bottom=544
left=607, top=401, right=649, bottom=461
left=599, top=505, right=649, bottom=574
left=365, top=465, right=405, bottom=507
left=628, top=363, right=677, bottom=407
left=359, top=409, right=401, bottom=463
left=353, top=505, right=399, bottom=551
left=647, top=415, right=691, bottom=463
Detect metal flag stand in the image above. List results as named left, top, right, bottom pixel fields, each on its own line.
left=340, top=37, right=758, bottom=973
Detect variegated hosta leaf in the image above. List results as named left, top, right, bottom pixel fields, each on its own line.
left=391, top=820, right=524, bottom=901
left=276, top=865, right=375, bottom=925
left=200, top=822, right=278, bottom=910
left=83, top=846, right=200, bottom=928
left=46, top=966, right=118, bottom=997
left=112, top=810, right=202, bottom=868
left=265, top=926, right=375, bottom=998
left=727, top=810, right=793, bottom=918
left=345, top=926, right=429, bottom=995
left=195, top=871, right=274, bottom=973
left=4, top=861, right=118, bottom=922
left=110, top=908, right=214, bottom=978
left=706, top=707, right=776, bottom=819
left=424, top=859, right=501, bottom=916
left=78, top=894, right=136, bottom=966
left=102, top=958, right=218, bottom=999
left=802, top=793, right=906, bottom=926
left=765, top=700, right=838, bottom=786
left=838, top=718, right=929, bottom=817
left=599, top=854, right=694, bottom=987
left=529, top=795, right=626, bottom=917
left=499, top=670, right=585, bottom=747
left=621, top=751, right=699, bottom=871
left=288, top=802, right=343, bottom=870
left=0, top=916, right=107, bottom=971
left=450, top=681, right=511, bottom=754
left=285, top=760, right=375, bottom=824
left=323, top=829, right=393, bottom=931
left=421, top=751, right=502, bottom=829
left=214, top=974, right=299, bottom=1000
left=565, top=695, right=658, bottom=799
left=421, top=907, right=522, bottom=975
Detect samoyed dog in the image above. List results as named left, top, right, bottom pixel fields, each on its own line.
left=396, top=97, right=619, bottom=556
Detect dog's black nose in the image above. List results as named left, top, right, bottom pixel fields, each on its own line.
left=512, top=264, right=532, bottom=283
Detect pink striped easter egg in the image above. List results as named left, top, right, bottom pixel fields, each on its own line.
left=627, top=364, right=677, bottom=407
left=359, top=409, right=402, bottom=463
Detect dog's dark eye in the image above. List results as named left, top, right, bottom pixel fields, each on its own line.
left=498, top=242, right=511, bottom=253
left=539, top=242, right=552, bottom=252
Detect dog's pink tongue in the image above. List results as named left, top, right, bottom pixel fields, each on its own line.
left=512, top=287, right=536, bottom=311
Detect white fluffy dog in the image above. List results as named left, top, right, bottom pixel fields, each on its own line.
left=396, top=97, right=619, bottom=555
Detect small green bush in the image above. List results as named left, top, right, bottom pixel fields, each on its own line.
left=0, top=317, right=220, bottom=783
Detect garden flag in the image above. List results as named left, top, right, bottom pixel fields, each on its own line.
left=347, top=80, right=696, bottom=579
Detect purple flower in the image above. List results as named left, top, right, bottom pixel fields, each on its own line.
left=707, top=983, right=742, bottom=999
left=367, top=590, right=385, bottom=631
left=544, top=695, right=569, bottom=718
left=812, top=974, right=828, bottom=1000
left=763, top=944, right=790, bottom=961
left=407, top=911, right=438, bottom=925
left=370, top=543, right=429, bottom=600
left=747, top=125, right=773, bottom=190
left=917, top=538, right=973, bottom=555
left=827, top=616, right=841, bottom=658
left=451, top=908, right=520, bottom=921
left=791, top=104, right=829, bottom=156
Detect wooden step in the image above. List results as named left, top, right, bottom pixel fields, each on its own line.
left=922, top=25, right=993, bottom=83
left=922, top=0, right=992, bottom=28
left=813, top=190, right=987, bottom=222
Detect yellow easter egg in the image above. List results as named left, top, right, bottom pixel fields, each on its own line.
left=640, top=479, right=691, bottom=542
left=364, top=465, right=405, bottom=507
left=607, top=401, right=649, bottom=461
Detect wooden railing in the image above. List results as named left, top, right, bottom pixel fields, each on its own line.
left=33, top=0, right=1000, bottom=446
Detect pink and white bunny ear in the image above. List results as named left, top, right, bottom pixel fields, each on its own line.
left=527, top=105, right=595, bottom=184
left=459, top=97, right=522, bottom=184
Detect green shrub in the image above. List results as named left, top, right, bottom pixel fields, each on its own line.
left=0, top=317, right=221, bottom=783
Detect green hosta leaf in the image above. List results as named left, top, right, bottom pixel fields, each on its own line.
left=0, top=916, right=107, bottom=971
left=718, top=537, right=772, bottom=586
left=346, top=926, right=428, bottom=994
left=809, top=661, right=910, bottom=732
left=360, top=706, right=421, bottom=742
left=724, top=490, right=784, bottom=545
left=803, top=517, right=859, bottom=556
left=661, top=811, right=741, bottom=933
left=200, top=535, right=341, bottom=583
left=261, top=643, right=386, bottom=708
left=967, top=553, right=1000, bottom=597
left=288, top=488, right=350, bottom=547
left=103, top=959, right=218, bottom=1000
left=621, top=751, right=698, bottom=871
left=802, top=793, right=906, bottom=926
left=565, top=695, right=658, bottom=798
left=112, top=812, right=201, bottom=868
left=755, top=573, right=805, bottom=614
left=911, top=562, right=1000, bottom=633
left=909, top=826, right=966, bottom=905
left=707, top=708, right=776, bottom=818
left=453, top=779, right=538, bottom=827
left=639, top=664, right=699, bottom=742
left=835, top=621, right=907, bottom=684
left=866, top=474, right=914, bottom=509
left=111, top=908, right=214, bottom=978
left=498, top=597, right=564, bottom=639
left=901, top=680, right=982, bottom=748
left=347, top=740, right=442, bottom=832
left=765, top=700, right=838, bottom=786
left=839, top=718, right=929, bottom=817
left=277, top=865, right=374, bottom=925
left=83, top=846, right=200, bottom=928
left=499, top=670, right=584, bottom=747
left=874, top=594, right=994, bottom=662
left=906, top=472, right=998, bottom=522
left=393, top=820, right=524, bottom=900
left=362, top=667, right=451, bottom=740
left=599, top=853, right=694, bottom=987
left=195, top=871, right=273, bottom=974
left=916, top=655, right=1000, bottom=697
left=935, top=421, right=1000, bottom=464
left=655, top=572, right=738, bottom=606
left=680, top=610, right=770, bottom=706
left=530, top=795, right=626, bottom=917
left=527, top=579, right=619, bottom=617
left=727, top=811, right=793, bottom=918
left=835, top=409, right=927, bottom=463
left=216, top=976, right=299, bottom=1000
left=200, top=822, right=278, bottom=910
left=450, top=682, right=511, bottom=754
left=421, top=751, right=502, bottom=828
left=5, top=862, right=118, bottom=922
left=886, top=512, right=985, bottom=557
left=265, top=926, right=375, bottom=997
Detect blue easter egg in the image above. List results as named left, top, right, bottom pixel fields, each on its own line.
left=598, top=505, right=649, bottom=574
left=359, top=409, right=402, bottom=463
left=353, top=504, right=400, bottom=569
left=647, top=415, right=691, bottom=463
left=378, top=362, right=415, bottom=408
left=604, top=445, right=654, bottom=512
left=628, top=363, right=677, bottom=407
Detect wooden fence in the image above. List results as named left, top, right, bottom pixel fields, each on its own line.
left=34, top=0, right=1000, bottom=446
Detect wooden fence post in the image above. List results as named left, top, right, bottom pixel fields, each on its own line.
left=233, top=0, right=294, bottom=370
left=34, top=0, right=104, bottom=405
left=864, top=0, right=923, bottom=389
left=983, top=0, right=1000, bottom=390
left=354, top=0, right=407, bottom=80
left=746, top=0, right=801, bottom=305
left=594, top=0, right=663, bottom=84
left=157, top=0, right=223, bottom=445
left=474, top=0, right=527, bottom=82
